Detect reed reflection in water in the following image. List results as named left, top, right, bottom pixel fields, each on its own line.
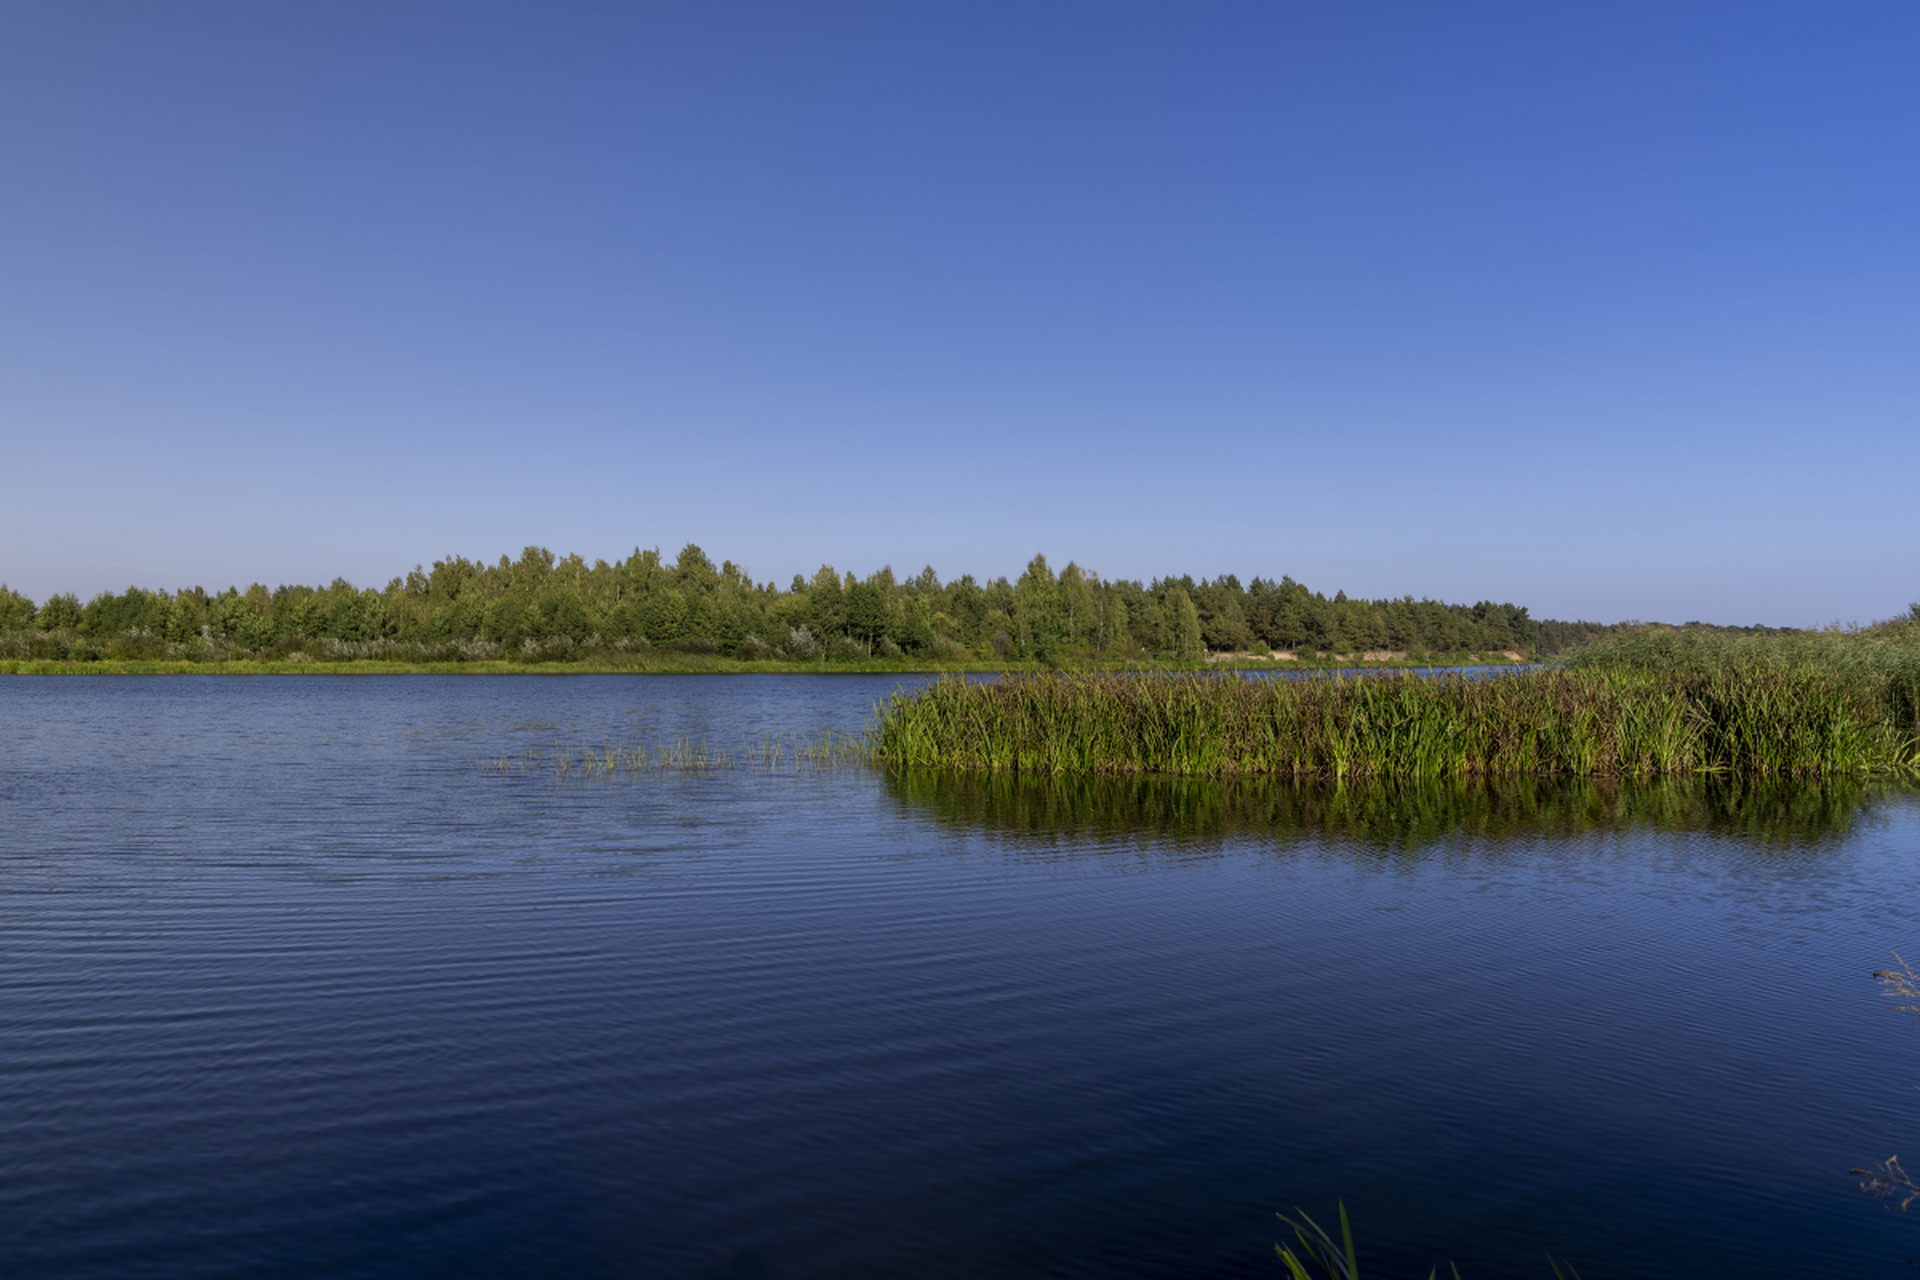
left=6, top=674, right=1920, bottom=1278
left=882, top=767, right=1905, bottom=854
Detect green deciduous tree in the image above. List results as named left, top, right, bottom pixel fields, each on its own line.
left=807, top=566, right=846, bottom=641
left=674, top=544, right=719, bottom=594
left=36, top=593, right=81, bottom=631
left=1102, top=593, right=1130, bottom=654
left=1058, top=562, right=1096, bottom=650
left=0, top=585, right=37, bottom=631
left=1013, top=554, right=1063, bottom=661
left=845, top=567, right=895, bottom=655
left=643, top=587, right=690, bottom=643
left=1167, top=586, right=1203, bottom=663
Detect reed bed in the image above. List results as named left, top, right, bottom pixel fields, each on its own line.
left=869, top=667, right=1920, bottom=779
left=1566, top=624, right=1920, bottom=728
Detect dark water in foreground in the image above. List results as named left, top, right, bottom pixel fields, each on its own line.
left=4, top=675, right=1920, bottom=1279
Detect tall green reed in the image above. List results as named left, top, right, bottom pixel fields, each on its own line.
left=870, top=667, right=1918, bottom=780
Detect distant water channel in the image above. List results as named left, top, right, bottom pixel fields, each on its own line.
left=4, top=674, right=1919, bottom=1278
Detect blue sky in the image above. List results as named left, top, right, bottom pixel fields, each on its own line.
left=3, top=2, right=1915, bottom=625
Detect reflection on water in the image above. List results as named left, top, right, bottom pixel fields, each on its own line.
left=884, top=767, right=1907, bottom=853
left=7, top=676, right=1920, bottom=1279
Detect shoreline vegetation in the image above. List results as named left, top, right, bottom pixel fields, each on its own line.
left=0, top=653, right=1533, bottom=677
left=6, top=544, right=1914, bottom=783
left=0, top=542, right=1792, bottom=673
left=870, top=624, right=1920, bottom=779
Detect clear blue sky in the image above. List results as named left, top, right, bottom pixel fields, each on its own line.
left=4, top=2, right=1915, bottom=625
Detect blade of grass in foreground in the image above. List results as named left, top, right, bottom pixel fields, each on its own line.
left=1275, top=1201, right=1578, bottom=1279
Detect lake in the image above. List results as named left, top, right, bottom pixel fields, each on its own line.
left=3, top=674, right=1918, bottom=1278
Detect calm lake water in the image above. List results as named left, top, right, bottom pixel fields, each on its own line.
left=4, top=674, right=1920, bottom=1279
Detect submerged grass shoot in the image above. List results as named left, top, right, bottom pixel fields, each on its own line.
left=484, top=730, right=868, bottom=779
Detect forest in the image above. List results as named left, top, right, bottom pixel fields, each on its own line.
left=0, top=544, right=1781, bottom=667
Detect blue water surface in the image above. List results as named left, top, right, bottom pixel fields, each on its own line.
left=2, top=674, right=1918, bottom=1278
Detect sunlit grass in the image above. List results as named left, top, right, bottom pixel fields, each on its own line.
left=870, top=662, right=1920, bottom=779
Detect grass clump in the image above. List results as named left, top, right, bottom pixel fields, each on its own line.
left=1565, top=618, right=1920, bottom=739
left=1275, top=1202, right=1577, bottom=1279
left=870, top=663, right=1919, bottom=780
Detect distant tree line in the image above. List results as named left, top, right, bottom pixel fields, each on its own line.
left=0, top=544, right=1722, bottom=665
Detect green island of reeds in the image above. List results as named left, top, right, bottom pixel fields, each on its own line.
left=869, top=624, right=1920, bottom=779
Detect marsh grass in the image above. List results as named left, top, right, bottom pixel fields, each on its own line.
left=870, top=661, right=1920, bottom=780
left=1566, top=622, right=1920, bottom=737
